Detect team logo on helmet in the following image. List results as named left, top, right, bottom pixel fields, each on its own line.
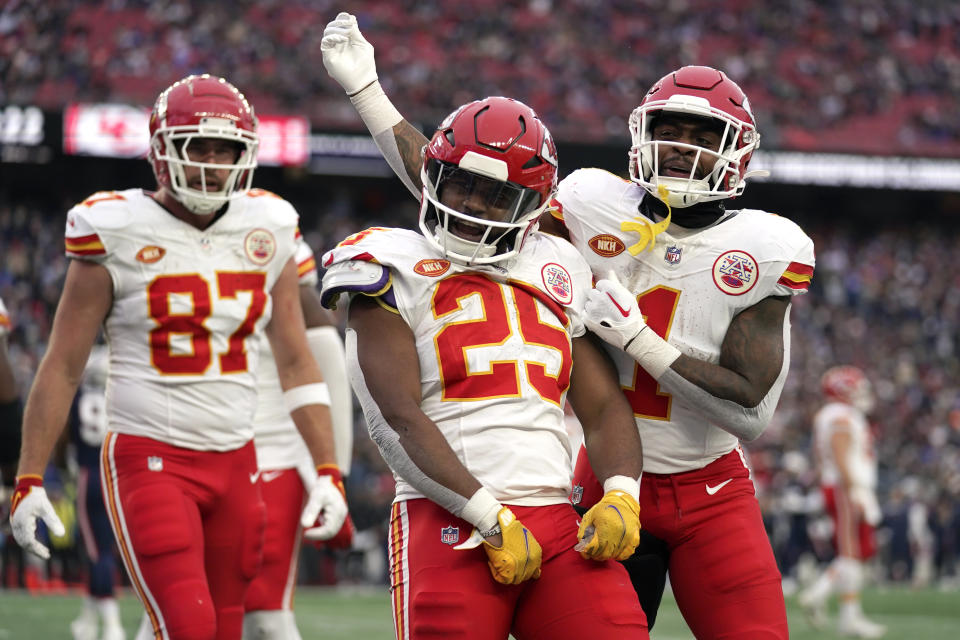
left=413, top=258, right=451, bottom=277
left=244, top=229, right=276, bottom=265
left=136, top=245, right=166, bottom=264
left=588, top=234, right=626, bottom=258
left=712, top=250, right=758, bottom=296
left=541, top=263, right=573, bottom=305
left=441, top=525, right=460, bottom=545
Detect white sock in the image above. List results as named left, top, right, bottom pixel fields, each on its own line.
left=97, top=597, right=122, bottom=626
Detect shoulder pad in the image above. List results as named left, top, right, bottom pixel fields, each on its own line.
left=320, top=260, right=393, bottom=310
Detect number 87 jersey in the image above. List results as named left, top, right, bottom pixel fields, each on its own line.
left=64, top=187, right=298, bottom=451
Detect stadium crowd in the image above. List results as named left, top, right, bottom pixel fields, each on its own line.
left=1, top=186, right=958, bottom=593
left=1, top=0, right=959, bottom=156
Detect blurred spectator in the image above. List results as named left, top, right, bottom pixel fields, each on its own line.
left=1, top=0, right=959, bottom=156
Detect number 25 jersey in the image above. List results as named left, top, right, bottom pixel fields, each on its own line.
left=64, top=188, right=298, bottom=451
left=322, top=227, right=592, bottom=505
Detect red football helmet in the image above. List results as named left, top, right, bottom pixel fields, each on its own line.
left=821, top=365, right=875, bottom=413
left=628, top=66, right=760, bottom=208
left=418, top=96, right=558, bottom=264
left=148, top=74, right=259, bottom=214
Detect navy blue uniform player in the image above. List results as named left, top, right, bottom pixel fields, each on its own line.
left=70, top=347, right=125, bottom=640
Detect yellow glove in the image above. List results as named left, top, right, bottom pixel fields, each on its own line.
left=576, top=488, right=641, bottom=561
left=481, top=507, right=543, bottom=585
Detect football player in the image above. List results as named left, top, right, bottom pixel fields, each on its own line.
left=321, top=15, right=815, bottom=638
left=10, top=74, right=349, bottom=640
left=69, top=346, right=126, bottom=640
left=0, top=295, right=20, bottom=489
left=799, top=366, right=886, bottom=638
left=242, top=236, right=355, bottom=640
left=320, top=96, right=649, bottom=639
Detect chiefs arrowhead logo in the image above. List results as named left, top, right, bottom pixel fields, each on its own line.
left=136, top=245, right=166, bottom=264
left=588, top=234, right=625, bottom=258
left=414, top=259, right=451, bottom=277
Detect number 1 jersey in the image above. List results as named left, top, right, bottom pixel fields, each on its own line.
left=554, top=169, right=815, bottom=473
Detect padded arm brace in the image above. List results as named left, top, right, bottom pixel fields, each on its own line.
left=306, top=326, right=354, bottom=474
left=348, top=82, right=421, bottom=200
left=372, top=129, right=421, bottom=200
left=655, top=318, right=792, bottom=442
left=344, top=329, right=470, bottom=517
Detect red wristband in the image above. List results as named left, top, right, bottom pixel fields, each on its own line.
left=11, top=474, right=43, bottom=515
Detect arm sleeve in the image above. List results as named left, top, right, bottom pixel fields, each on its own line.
left=656, top=310, right=792, bottom=442
left=306, top=326, right=354, bottom=474
left=344, top=328, right=470, bottom=517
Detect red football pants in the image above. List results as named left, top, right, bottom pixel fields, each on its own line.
left=389, top=499, right=648, bottom=640
left=822, top=485, right=877, bottom=560
left=244, top=468, right=306, bottom=612
left=101, top=433, right=266, bottom=640
left=574, top=447, right=787, bottom=639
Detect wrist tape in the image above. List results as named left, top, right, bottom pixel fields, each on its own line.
left=461, top=487, right=502, bottom=533
left=349, top=81, right=403, bottom=137
left=624, top=326, right=681, bottom=379
left=283, top=383, right=331, bottom=413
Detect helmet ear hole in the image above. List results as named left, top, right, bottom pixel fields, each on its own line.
left=444, top=130, right=455, bottom=146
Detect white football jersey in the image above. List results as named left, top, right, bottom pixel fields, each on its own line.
left=64, top=188, right=298, bottom=451
left=0, top=295, right=9, bottom=338
left=252, top=233, right=318, bottom=470
left=323, top=227, right=592, bottom=505
left=813, top=401, right=877, bottom=490
left=555, top=169, right=815, bottom=473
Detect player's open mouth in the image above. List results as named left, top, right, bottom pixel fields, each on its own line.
left=450, top=219, right=486, bottom=241
left=661, top=164, right=696, bottom=178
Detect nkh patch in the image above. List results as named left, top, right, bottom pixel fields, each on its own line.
left=441, top=525, right=460, bottom=545
left=712, top=249, right=758, bottom=296
left=541, top=262, right=573, bottom=305
left=571, top=484, right=584, bottom=505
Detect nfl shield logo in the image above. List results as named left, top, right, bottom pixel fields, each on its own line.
left=665, top=245, right=682, bottom=266
left=441, top=525, right=460, bottom=545
left=571, top=484, right=584, bottom=505
left=147, top=456, right=163, bottom=472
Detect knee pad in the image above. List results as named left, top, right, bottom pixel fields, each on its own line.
left=126, top=484, right=193, bottom=557
left=242, top=610, right=302, bottom=640
left=159, top=578, right=218, bottom=640
left=410, top=590, right=474, bottom=638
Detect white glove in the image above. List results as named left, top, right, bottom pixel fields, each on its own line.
left=583, top=271, right=647, bottom=350
left=321, top=12, right=378, bottom=95
left=850, top=486, right=882, bottom=526
left=300, top=473, right=349, bottom=541
left=10, top=483, right=66, bottom=560
left=583, top=271, right=681, bottom=378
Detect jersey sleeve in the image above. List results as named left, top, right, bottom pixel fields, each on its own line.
left=319, top=227, right=401, bottom=311
left=64, top=192, right=117, bottom=262
left=770, top=219, right=815, bottom=297
left=293, top=229, right=319, bottom=287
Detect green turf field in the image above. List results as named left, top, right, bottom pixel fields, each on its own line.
left=0, top=584, right=957, bottom=639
